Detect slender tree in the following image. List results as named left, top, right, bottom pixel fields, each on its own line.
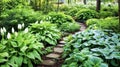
left=83, top=0, right=87, bottom=4
left=57, top=0, right=60, bottom=12
left=96, top=0, right=101, bottom=12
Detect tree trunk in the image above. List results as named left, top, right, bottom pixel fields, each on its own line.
left=57, top=0, right=60, bottom=12
left=68, top=0, right=70, bottom=4
left=83, top=0, right=87, bottom=4
left=118, top=0, right=120, bottom=30
left=96, top=0, right=101, bottom=12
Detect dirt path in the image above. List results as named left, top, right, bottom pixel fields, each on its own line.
left=35, top=23, right=86, bottom=67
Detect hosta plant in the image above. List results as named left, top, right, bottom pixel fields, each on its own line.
left=63, top=29, right=120, bottom=67
left=0, top=27, right=44, bottom=67
left=45, top=12, right=74, bottom=27
left=75, top=9, right=98, bottom=22
left=30, top=21, right=61, bottom=46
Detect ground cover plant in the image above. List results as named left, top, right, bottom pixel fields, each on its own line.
left=86, top=17, right=119, bottom=33
left=75, top=9, right=98, bottom=22
left=30, top=21, right=61, bottom=46
left=0, top=26, right=44, bottom=67
left=63, top=29, right=120, bottom=67
left=0, top=7, right=43, bottom=31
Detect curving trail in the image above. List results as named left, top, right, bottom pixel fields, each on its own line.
left=35, top=23, right=86, bottom=67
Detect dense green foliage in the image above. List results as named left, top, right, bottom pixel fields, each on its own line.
left=86, top=17, right=119, bottom=33
left=46, top=12, right=74, bottom=26
left=60, top=22, right=80, bottom=33
left=30, top=22, right=61, bottom=46
left=75, top=9, right=98, bottom=22
left=0, top=7, right=42, bottom=30
left=0, top=27, right=44, bottom=67
left=63, top=30, right=120, bottom=67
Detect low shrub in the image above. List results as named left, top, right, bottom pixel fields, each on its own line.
left=75, top=9, right=98, bottom=22
left=0, top=7, right=43, bottom=31
left=65, top=7, right=79, bottom=17
left=46, top=12, right=74, bottom=26
left=60, top=22, right=80, bottom=33
left=0, top=27, right=44, bottom=67
left=86, top=17, right=119, bottom=33
left=63, top=29, right=120, bottom=67
left=30, top=21, right=61, bottom=46
left=99, top=11, right=114, bottom=18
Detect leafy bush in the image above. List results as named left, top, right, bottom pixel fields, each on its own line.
left=0, top=7, right=42, bottom=31
left=86, top=17, right=119, bottom=33
left=63, top=29, right=120, bottom=67
left=0, top=27, right=44, bottom=67
left=60, top=22, right=80, bottom=33
left=46, top=12, right=74, bottom=26
left=99, top=11, right=114, bottom=18
left=75, top=9, right=98, bottom=22
left=65, top=7, right=79, bottom=17
left=30, top=21, right=61, bottom=46
left=101, top=4, right=118, bottom=18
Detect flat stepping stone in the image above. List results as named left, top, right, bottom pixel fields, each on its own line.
left=46, top=53, right=60, bottom=59
left=57, top=44, right=64, bottom=47
left=42, top=60, right=56, bottom=65
left=59, top=41, right=66, bottom=44
left=54, top=47, right=64, bottom=53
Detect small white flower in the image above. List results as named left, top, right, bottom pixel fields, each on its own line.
left=22, top=23, right=25, bottom=28
left=0, top=28, right=4, bottom=35
left=7, top=33, right=11, bottom=39
left=35, top=21, right=38, bottom=24
left=12, top=27, right=15, bottom=33
left=3, top=27, right=6, bottom=33
left=15, top=32, right=18, bottom=37
left=18, top=24, right=22, bottom=30
left=24, top=28, right=29, bottom=33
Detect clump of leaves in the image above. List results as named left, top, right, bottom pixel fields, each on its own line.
left=0, top=7, right=43, bottom=31
left=86, top=17, right=119, bottom=33
left=45, top=12, right=74, bottom=27
left=75, top=9, right=98, bottom=22
left=30, top=21, right=61, bottom=46
left=60, top=22, right=80, bottom=33
left=0, top=26, right=44, bottom=67
left=63, top=29, right=120, bottom=67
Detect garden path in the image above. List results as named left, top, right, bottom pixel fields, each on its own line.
left=35, top=23, right=86, bottom=67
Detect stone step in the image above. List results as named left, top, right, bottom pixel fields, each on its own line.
left=57, top=44, right=64, bottom=47
left=41, top=60, right=56, bottom=66
left=54, top=47, right=64, bottom=53
left=59, top=41, right=66, bottom=44
left=46, top=53, right=60, bottom=59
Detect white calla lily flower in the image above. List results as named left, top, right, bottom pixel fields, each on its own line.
left=3, top=27, right=6, bottom=33
left=12, top=27, right=15, bottom=33
left=7, top=33, right=11, bottom=39
left=18, top=24, right=22, bottom=30
left=24, top=28, right=29, bottom=33
left=0, top=28, right=4, bottom=35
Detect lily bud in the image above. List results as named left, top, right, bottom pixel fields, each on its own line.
left=18, top=24, right=22, bottom=30
left=24, top=28, right=29, bottom=33
left=0, top=28, right=4, bottom=35
left=12, top=27, right=15, bottom=33
left=3, top=27, right=6, bottom=33
left=7, top=33, right=11, bottom=39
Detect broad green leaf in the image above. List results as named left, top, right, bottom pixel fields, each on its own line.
left=33, top=50, right=41, bottom=61
left=27, top=52, right=35, bottom=59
